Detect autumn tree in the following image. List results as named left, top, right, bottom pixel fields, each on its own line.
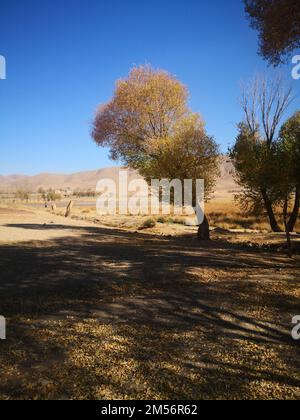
left=231, top=75, right=295, bottom=232
left=141, top=114, right=219, bottom=199
left=92, top=65, right=219, bottom=239
left=92, top=65, right=189, bottom=167
left=244, top=0, right=300, bottom=65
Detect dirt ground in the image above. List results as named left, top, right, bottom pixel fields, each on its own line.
left=0, top=206, right=299, bottom=400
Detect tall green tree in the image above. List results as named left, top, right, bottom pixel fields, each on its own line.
left=230, top=122, right=280, bottom=220
left=262, top=112, right=300, bottom=256
left=232, top=111, right=300, bottom=255
left=278, top=111, right=300, bottom=233
left=231, top=75, right=296, bottom=232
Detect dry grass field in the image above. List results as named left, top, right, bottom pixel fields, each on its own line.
left=50, top=195, right=300, bottom=235
left=0, top=204, right=299, bottom=400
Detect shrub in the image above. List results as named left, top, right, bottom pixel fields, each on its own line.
left=156, top=216, right=167, bottom=223
left=139, top=218, right=156, bottom=230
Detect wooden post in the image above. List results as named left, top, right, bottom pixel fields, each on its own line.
left=65, top=200, right=73, bottom=218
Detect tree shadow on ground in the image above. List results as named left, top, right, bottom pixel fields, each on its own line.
left=0, top=223, right=299, bottom=399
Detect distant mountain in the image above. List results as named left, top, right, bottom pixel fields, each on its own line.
left=0, top=167, right=141, bottom=192
left=0, top=159, right=239, bottom=195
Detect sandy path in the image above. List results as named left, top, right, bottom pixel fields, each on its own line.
left=0, top=207, right=109, bottom=243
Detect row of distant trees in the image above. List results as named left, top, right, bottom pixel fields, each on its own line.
left=11, top=188, right=96, bottom=202
left=73, top=190, right=96, bottom=198
left=38, top=188, right=96, bottom=200
left=37, top=188, right=62, bottom=202
left=38, top=187, right=96, bottom=199
left=15, top=190, right=30, bottom=202
left=12, top=188, right=62, bottom=202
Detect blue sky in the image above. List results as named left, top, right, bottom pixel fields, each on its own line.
left=0, top=0, right=299, bottom=175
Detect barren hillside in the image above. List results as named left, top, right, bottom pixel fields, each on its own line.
left=0, top=158, right=239, bottom=196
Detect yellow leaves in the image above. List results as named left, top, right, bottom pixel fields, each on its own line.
left=92, top=64, right=219, bottom=197
left=92, top=64, right=189, bottom=157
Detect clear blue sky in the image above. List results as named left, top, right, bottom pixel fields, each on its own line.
left=0, top=0, right=299, bottom=175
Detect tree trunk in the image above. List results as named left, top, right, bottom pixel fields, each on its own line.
left=283, top=199, right=293, bottom=258
left=193, top=195, right=210, bottom=240
left=261, top=188, right=281, bottom=232
left=197, top=215, right=210, bottom=240
left=287, top=187, right=300, bottom=232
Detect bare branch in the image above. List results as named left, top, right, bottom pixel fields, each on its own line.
left=241, top=74, right=294, bottom=146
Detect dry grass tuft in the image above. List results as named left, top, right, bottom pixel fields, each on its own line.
left=206, top=201, right=300, bottom=232
left=138, top=217, right=157, bottom=230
